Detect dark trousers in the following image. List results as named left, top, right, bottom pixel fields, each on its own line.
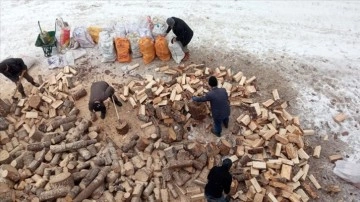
left=213, top=117, right=229, bottom=134
left=10, top=72, right=37, bottom=96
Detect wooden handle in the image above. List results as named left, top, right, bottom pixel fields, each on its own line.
left=111, top=96, right=120, bottom=120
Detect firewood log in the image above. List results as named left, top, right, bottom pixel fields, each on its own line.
left=79, top=167, right=101, bottom=190
left=186, top=142, right=204, bottom=158
left=49, top=172, right=74, bottom=191
left=71, top=88, right=87, bottom=101
left=28, top=149, right=46, bottom=172
left=50, top=115, right=77, bottom=130
left=38, top=187, right=68, bottom=201
left=50, top=139, right=96, bottom=153
left=1, top=164, right=20, bottom=182
left=73, top=166, right=111, bottom=202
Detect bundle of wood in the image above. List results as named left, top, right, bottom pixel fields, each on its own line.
left=0, top=63, right=323, bottom=202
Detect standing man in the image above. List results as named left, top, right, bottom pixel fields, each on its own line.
left=192, top=76, right=230, bottom=137
left=88, top=81, right=122, bottom=119
left=165, top=17, right=193, bottom=61
left=205, top=158, right=233, bottom=202
left=0, top=58, right=40, bottom=98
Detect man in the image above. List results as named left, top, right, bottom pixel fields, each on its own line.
left=0, top=58, right=40, bottom=98
left=205, top=158, right=233, bottom=202
left=192, top=76, right=230, bottom=137
left=88, top=81, right=122, bottom=119
left=165, top=17, right=193, bottom=61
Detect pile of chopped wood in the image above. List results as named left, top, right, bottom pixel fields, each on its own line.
left=0, top=63, right=322, bottom=202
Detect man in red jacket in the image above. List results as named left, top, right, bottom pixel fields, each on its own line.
left=166, top=17, right=194, bottom=61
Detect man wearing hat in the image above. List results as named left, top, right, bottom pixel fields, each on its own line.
left=192, top=76, right=230, bottom=137
left=0, top=58, right=40, bottom=98
left=205, top=158, right=233, bottom=202
left=88, top=81, right=122, bottom=119
left=165, top=17, right=193, bottom=61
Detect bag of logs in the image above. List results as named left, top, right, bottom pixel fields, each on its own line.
left=188, top=101, right=207, bottom=120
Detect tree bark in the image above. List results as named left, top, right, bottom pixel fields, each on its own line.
left=38, top=187, right=68, bottom=201
left=71, top=88, right=87, bottom=101
left=50, top=139, right=96, bottom=153
left=73, top=166, right=111, bottom=202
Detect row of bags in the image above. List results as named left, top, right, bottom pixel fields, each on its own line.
left=72, top=26, right=185, bottom=64
left=100, top=31, right=185, bottom=64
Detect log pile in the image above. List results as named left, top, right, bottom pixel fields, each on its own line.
left=0, top=63, right=322, bottom=202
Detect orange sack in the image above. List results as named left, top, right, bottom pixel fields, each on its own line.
left=115, top=37, right=131, bottom=63
left=139, top=37, right=155, bottom=64
left=154, top=36, right=170, bottom=61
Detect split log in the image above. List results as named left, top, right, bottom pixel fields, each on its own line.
left=49, top=172, right=74, bottom=191
left=0, top=150, right=10, bottom=164
left=132, top=183, right=145, bottom=197
left=218, top=139, right=232, bottom=155
left=73, top=166, right=111, bottom=202
left=168, top=160, right=193, bottom=169
left=193, top=153, right=208, bottom=170
left=167, top=183, right=179, bottom=199
left=72, top=88, right=87, bottom=101
left=50, top=139, right=96, bottom=153
left=136, top=137, right=150, bottom=151
left=186, top=142, right=204, bottom=158
left=38, top=187, right=68, bottom=201
left=188, top=101, right=207, bottom=120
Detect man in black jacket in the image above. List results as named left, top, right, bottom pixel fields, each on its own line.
left=205, top=158, right=233, bottom=202
left=192, top=76, right=230, bottom=137
left=88, top=81, right=122, bottom=119
left=0, top=58, right=39, bottom=98
left=166, top=17, right=194, bottom=61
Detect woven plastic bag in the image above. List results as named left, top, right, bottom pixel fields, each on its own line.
left=155, top=36, right=170, bottom=61
left=99, top=31, right=116, bottom=63
left=73, top=27, right=95, bottom=48
left=88, top=26, right=102, bottom=44
left=115, top=37, right=131, bottom=63
left=333, top=160, right=360, bottom=188
left=139, top=37, right=155, bottom=64
left=152, top=17, right=167, bottom=37
left=168, top=40, right=184, bottom=64
left=127, top=33, right=142, bottom=59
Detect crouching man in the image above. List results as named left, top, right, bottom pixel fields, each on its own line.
left=88, top=81, right=122, bottom=119
left=0, top=58, right=40, bottom=98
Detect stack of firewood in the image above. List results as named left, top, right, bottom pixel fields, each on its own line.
left=0, top=63, right=321, bottom=202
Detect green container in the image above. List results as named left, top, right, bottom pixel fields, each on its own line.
left=35, top=31, right=57, bottom=57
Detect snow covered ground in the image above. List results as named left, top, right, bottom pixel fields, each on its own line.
left=1, top=0, right=360, bottom=159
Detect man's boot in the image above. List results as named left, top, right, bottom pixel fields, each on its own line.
left=18, top=84, right=26, bottom=98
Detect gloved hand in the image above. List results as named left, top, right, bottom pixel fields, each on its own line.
left=192, top=96, right=198, bottom=102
